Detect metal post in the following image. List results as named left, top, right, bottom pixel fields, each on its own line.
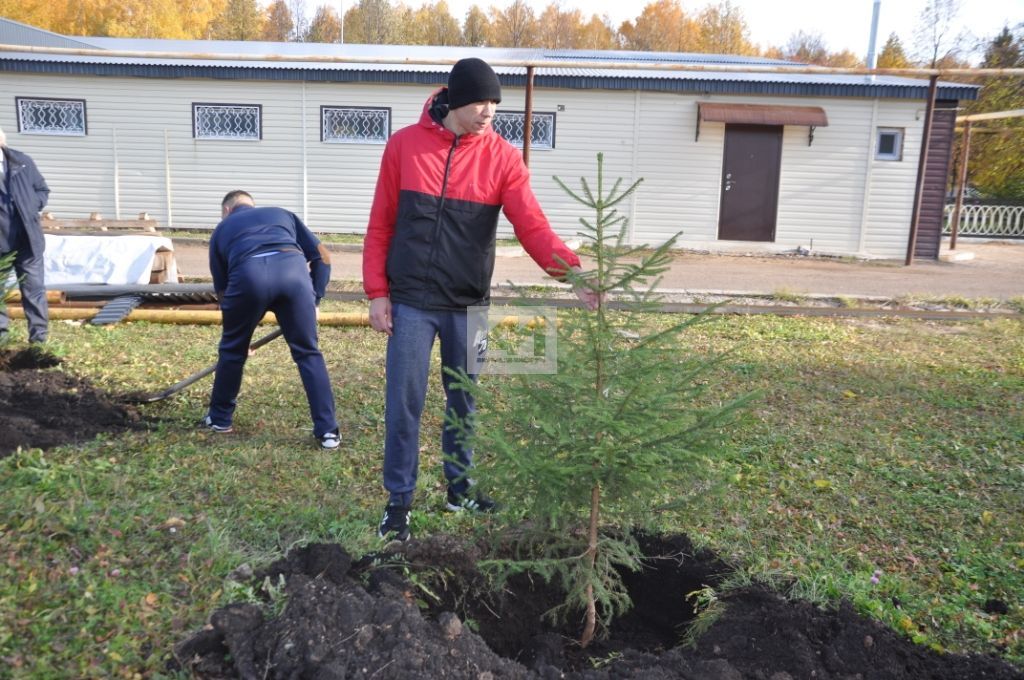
left=302, top=81, right=308, bottom=222
left=163, top=128, right=173, bottom=228
left=523, top=65, right=535, bottom=166
left=112, top=127, right=121, bottom=220
left=866, top=0, right=881, bottom=68
left=949, top=119, right=971, bottom=250
left=904, top=75, right=938, bottom=266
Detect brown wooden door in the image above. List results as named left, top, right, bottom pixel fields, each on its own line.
left=718, top=124, right=783, bottom=242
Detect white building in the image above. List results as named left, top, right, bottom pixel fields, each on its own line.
left=0, top=18, right=976, bottom=259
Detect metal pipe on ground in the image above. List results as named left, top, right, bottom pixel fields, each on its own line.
left=10, top=307, right=371, bottom=326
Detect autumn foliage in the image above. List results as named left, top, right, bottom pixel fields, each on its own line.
left=0, top=0, right=849, bottom=62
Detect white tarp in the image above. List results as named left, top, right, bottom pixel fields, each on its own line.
left=42, top=234, right=178, bottom=285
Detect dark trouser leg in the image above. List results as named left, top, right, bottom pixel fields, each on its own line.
left=439, top=309, right=478, bottom=495
left=0, top=250, right=9, bottom=336
left=15, top=250, right=48, bottom=343
left=383, top=303, right=437, bottom=507
left=269, top=253, right=338, bottom=438
left=207, top=261, right=266, bottom=428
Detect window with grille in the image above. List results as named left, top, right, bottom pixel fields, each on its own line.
left=16, top=98, right=87, bottom=136
left=493, top=111, right=556, bottom=149
left=321, top=106, right=390, bottom=144
left=875, top=127, right=904, bottom=161
left=193, top=104, right=262, bottom=140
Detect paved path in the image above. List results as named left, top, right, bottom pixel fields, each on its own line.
left=171, top=239, right=1024, bottom=301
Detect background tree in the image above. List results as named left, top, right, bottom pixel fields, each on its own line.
left=578, top=14, right=617, bottom=50
left=306, top=4, right=342, bottom=42
left=962, top=26, right=1024, bottom=198
left=488, top=0, right=538, bottom=48
left=99, top=0, right=187, bottom=38
left=536, top=1, right=586, bottom=49
left=462, top=5, right=490, bottom=46
left=178, top=0, right=228, bottom=39
left=914, top=0, right=964, bottom=67
left=782, top=30, right=829, bottom=64
left=824, top=49, right=864, bottom=67
left=262, top=0, right=294, bottom=41
left=405, top=1, right=461, bottom=46
left=343, top=0, right=398, bottom=44
left=0, top=0, right=228, bottom=38
left=287, top=0, right=309, bottom=41
left=695, top=1, right=755, bottom=56
left=211, top=0, right=264, bottom=40
left=619, top=0, right=699, bottom=53
left=876, top=32, right=913, bottom=68
left=0, top=0, right=96, bottom=36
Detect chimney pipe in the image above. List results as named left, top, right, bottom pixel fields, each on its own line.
left=866, top=0, right=882, bottom=68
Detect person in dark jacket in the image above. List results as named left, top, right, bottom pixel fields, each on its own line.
left=363, top=58, right=598, bottom=541
left=0, top=126, right=50, bottom=344
left=204, top=190, right=340, bottom=450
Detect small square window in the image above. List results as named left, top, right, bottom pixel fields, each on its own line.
left=876, top=127, right=904, bottom=161
left=321, top=106, right=390, bottom=144
left=16, top=97, right=87, bottom=136
left=493, top=111, right=556, bottom=150
left=193, top=104, right=261, bottom=140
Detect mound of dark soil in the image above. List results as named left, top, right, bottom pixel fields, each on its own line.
left=0, top=347, right=142, bottom=457
left=174, top=537, right=1024, bottom=680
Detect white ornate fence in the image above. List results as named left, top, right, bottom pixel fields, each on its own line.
left=944, top=203, right=1024, bottom=238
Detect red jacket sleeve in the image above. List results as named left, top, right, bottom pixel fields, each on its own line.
left=362, top=137, right=401, bottom=300
left=500, top=150, right=580, bottom=278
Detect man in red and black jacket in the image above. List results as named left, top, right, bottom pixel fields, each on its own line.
left=364, top=57, right=597, bottom=542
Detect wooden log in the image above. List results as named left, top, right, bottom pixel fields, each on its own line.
left=4, top=290, right=65, bottom=304
left=42, top=214, right=161, bottom=233
left=10, top=307, right=371, bottom=326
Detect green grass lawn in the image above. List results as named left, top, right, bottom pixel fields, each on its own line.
left=1, top=306, right=1021, bottom=677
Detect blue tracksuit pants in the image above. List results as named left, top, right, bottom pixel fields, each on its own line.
left=207, top=251, right=337, bottom=437
left=383, top=303, right=478, bottom=507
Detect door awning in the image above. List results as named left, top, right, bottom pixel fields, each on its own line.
left=696, top=103, right=829, bottom=145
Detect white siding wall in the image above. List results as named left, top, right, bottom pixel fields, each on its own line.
left=306, top=81, right=425, bottom=231
left=621, top=92, right=922, bottom=257
left=494, top=88, right=639, bottom=242
left=0, top=71, right=927, bottom=258
left=862, top=103, right=924, bottom=258
left=2, top=74, right=118, bottom=221
left=775, top=98, right=873, bottom=254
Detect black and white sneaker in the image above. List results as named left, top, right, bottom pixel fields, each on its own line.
left=200, top=415, right=233, bottom=434
left=320, top=430, right=341, bottom=450
left=446, top=488, right=498, bottom=513
left=377, top=504, right=411, bottom=542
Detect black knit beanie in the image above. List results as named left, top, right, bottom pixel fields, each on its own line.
left=447, top=58, right=502, bottom=110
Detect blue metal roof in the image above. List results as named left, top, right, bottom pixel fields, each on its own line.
left=0, top=31, right=980, bottom=101
left=0, top=17, right=96, bottom=50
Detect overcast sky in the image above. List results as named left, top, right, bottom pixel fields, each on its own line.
left=319, top=0, right=1024, bottom=62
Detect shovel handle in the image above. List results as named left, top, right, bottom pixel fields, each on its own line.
left=134, top=327, right=285, bottom=403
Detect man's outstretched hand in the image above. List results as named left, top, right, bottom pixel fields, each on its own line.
left=571, top=266, right=602, bottom=311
